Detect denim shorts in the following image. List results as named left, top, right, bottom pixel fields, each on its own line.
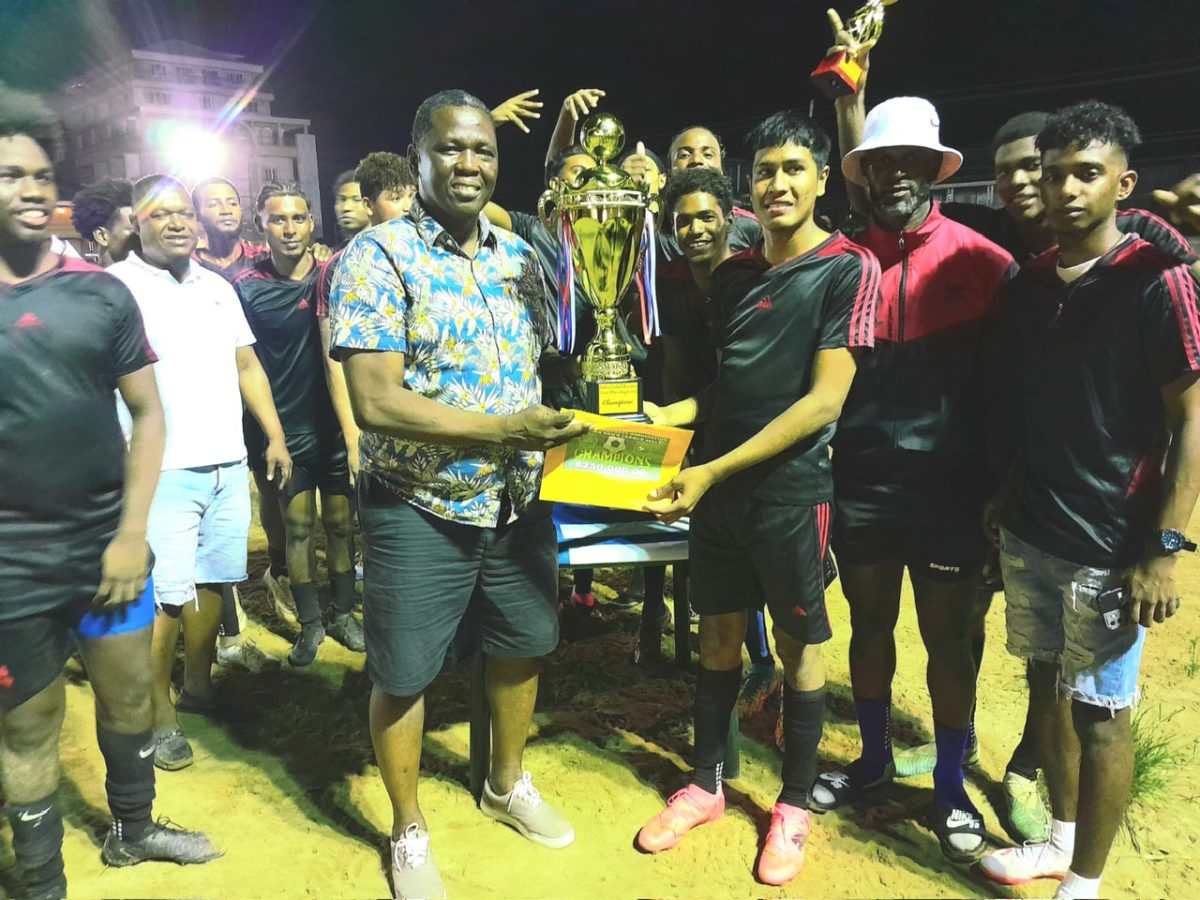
left=1000, top=528, right=1146, bottom=710
left=148, top=460, right=251, bottom=607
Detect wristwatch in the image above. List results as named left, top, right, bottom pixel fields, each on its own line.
left=1150, top=529, right=1197, bottom=555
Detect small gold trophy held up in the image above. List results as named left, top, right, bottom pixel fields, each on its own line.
left=811, top=0, right=899, bottom=99
left=539, top=113, right=658, bottom=422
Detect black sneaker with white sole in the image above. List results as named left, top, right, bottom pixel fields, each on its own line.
left=325, top=611, right=365, bottom=652
left=288, top=622, right=325, bottom=667
left=102, top=818, right=223, bottom=867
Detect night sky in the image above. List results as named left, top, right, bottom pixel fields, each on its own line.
left=1, top=0, right=1197, bottom=227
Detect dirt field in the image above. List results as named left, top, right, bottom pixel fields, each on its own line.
left=4, top=512, right=1199, bottom=899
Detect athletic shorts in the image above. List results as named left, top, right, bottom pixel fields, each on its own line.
left=1000, top=528, right=1144, bottom=711
left=688, top=489, right=833, bottom=645
left=148, top=461, right=250, bottom=607
left=357, top=476, right=559, bottom=697
left=0, top=578, right=156, bottom=711
left=250, top=429, right=351, bottom=502
left=832, top=489, right=986, bottom=582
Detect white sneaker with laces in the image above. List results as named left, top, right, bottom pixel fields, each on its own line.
left=980, top=840, right=1070, bottom=886
left=390, top=823, right=446, bottom=900
left=480, top=771, right=575, bottom=848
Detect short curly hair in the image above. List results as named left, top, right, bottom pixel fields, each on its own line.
left=661, top=168, right=734, bottom=218
left=0, top=82, right=64, bottom=163
left=72, top=177, right=133, bottom=240
left=1037, top=100, right=1141, bottom=162
left=354, top=152, right=415, bottom=204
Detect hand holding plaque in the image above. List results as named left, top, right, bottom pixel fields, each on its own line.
left=811, top=0, right=899, bottom=100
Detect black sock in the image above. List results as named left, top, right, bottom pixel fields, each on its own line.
left=778, top=685, right=826, bottom=808
left=745, top=609, right=772, bottom=668
left=7, top=794, right=66, bottom=895
left=96, top=726, right=156, bottom=841
left=1007, top=731, right=1040, bottom=780
left=218, top=584, right=241, bottom=638
left=573, top=568, right=593, bottom=595
left=291, top=581, right=322, bottom=625
left=268, top=546, right=288, bottom=579
left=644, top=566, right=666, bottom=604
left=329, top=571, right=356, bottom=615
left=690, top=666, right=741, bottom=795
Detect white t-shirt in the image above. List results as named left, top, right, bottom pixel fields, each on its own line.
left=109, top=252, right=256, bottom=471
left=1056, top=255, right=1100, bottom=284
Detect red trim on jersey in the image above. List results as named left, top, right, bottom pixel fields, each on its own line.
left=842, top=242, right=880, bottom=349
left=1118, top=208, right=1195, bottom=259
left=816, top=501, right=830, bottom=560
left=1164, top=263, right=1200, bottom=371
left=731, top=206, right=757, bottom=221
left=58, top=255, right=103, bottom=274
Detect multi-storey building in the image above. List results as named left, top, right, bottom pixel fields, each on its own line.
left=58, top=39, right=323, bottom=236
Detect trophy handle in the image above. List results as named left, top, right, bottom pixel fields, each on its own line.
left=537, top=187, right=558, bottom=231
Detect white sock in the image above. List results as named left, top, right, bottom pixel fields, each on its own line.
left=1059, top=870, right=1102, bottom=898
left=1049, top=818, right=1075, bottom=857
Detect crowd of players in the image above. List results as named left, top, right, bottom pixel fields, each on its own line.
left=2, top=17, right=1200, bottom=900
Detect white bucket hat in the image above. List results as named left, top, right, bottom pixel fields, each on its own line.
left=842, top=96, right=963, bottom=187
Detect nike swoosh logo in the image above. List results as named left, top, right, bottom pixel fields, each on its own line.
left=139, top=744, right=156, bottom=759
left=17, top=807, right=51, bottom=823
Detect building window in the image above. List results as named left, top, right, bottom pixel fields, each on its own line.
left=203, top=69, right=220, bottom=85
left=227, top=71, right=245, bottom=86
left=145, top=89, right=172, bottom=105
left=175, top=66, right=194, bottom=83
left=201, top=96, right=214, bottom=110
left=150, top=62, right=167, bottom=78
left=246, top=101, right=260, bottom=114
left=264, top=167, right=278, bottom=181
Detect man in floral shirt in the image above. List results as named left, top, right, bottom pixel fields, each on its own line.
left=329, top=89, right=587, bottom=899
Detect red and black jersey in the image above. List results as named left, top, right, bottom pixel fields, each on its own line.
left=835, top=203, right=1016, bottom=507
left=988, top=236, right=1200, bottom=567
left=313, top=246, right=343, bottom=319
left=943, top=202, right=1199, bottom=266
left=658, top=207, right=762, bottom=263
left=0, top=256, right=156, bottom=618
left=195, top=239, right=268, bottom=282
left=702, top=232, right=879, bottom=503
left=657, top=257, right=719, bottom=402
left=232, top=256, right=336, bottom=440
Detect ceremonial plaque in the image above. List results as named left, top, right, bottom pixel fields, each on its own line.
left=811, top=0, right=899, bottom=99
left=539, top=114, right=659, bottom=421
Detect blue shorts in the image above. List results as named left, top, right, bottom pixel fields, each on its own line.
left=1000, top=528, right=1145, bottom=711
left=148, top=461, right=251, bottom=607
left=76, top=575, right=157, bottom=638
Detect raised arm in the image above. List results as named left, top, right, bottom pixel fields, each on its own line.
left=827, top=8, right=875, bottom=215
left=545, top=88, right=606, bottom=171
left=491, top=89, right=543, bottom=134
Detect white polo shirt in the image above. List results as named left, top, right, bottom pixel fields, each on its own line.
left=109, top=251, right=256, bottom=471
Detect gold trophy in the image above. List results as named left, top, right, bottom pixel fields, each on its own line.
left=811, top=0, right=899, bottom=99
left=539, top=113, right=657, bottom=421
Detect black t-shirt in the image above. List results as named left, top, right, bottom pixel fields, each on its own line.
left=989, top=237, right=1200, bottom=567
left=194, top=240, right=267, bottom=282
left=657, top=257, right=718, bottom=401
left=657, top=207, right=762, bottom=263
left=233, top=257, right=336, bottom=440
left=702, top=233, right=879, bottom=503
left=942, top=202, right=1199, bottom=266
left=0, top=257, right=156, bottom=617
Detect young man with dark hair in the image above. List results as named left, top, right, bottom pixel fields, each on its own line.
left=71, top=176, right=136, bottom=266
left=110, top=175, right=291, bottom=770
left=979, top=101, right=1200, bottom=900
left=355, top=151, right=417, bottom=224
left=636, top=110, right=878, bottom=887
left=234, top=182, right=359, bottom=664
left=0, top=84, right=218, bottom=899
left=332, top=169, right=370, bottom=247
left=817, top=29, right=1017, bottom=858
left=331, top=89, right=587, bottom=898
left=192, top=176, right=267, bottom=279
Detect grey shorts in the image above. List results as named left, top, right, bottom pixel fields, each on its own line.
left=357, top=477, right=559, bottom=697
left=1000, top=528, right=1146, bottom=711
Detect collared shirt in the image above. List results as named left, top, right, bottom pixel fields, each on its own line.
left=329, top=202, right=550, bottom=527
left=110, top=251, right=256, bottom=470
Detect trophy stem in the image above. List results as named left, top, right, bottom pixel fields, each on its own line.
left=581, top=307, right=633, bottom=382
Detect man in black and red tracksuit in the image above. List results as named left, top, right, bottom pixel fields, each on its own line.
left=979, top=100, right=1200, bottom=900
left=233, top=182, right=359, bottom=666
left=0, top=85, right=218, bottom=899
left=809, top=87, right=1015, bottom=863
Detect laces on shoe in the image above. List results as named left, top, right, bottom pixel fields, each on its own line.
left=395, top=823, right=430, bottom=869
left=509, top=771, right=543, bottom=808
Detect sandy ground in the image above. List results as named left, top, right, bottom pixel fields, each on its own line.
left=3, top=508, right=1199, bottom=900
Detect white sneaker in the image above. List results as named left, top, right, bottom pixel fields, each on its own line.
left=980, top=841, right=1069, bottom=886
left=480, top=771, right=575, bottom=849
left=263, top=567, right=297, bottom=627
left=390, top=823, right=446, bottom=900
left=216, top=636, right=281, bottom=673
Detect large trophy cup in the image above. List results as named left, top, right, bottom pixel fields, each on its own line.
left=810, top=0, right=899, bottom=99
left=539, top=113, right=657, bottom=421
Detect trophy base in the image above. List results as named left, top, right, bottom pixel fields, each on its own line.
left=811, top=52, right=863, bottom=100
left=584, top=377, right=649, bottom=423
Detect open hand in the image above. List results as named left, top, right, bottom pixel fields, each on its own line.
left=503, top=406, right=590, bottom=450
left=643, top=465, right=715, bottom=524
left=492, top=89, right=543, bottom=133
left=1153, top=173, right=1200, bottom=234
left=563, top=88, right=606, bottom=122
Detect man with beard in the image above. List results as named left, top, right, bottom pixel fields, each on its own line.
left=0, top=86, right=219, bottom=899
left=978, top=101, right=1200, bottom=900
left=811, top=79, right=1015, bottom=862
left=332, top=169, right=370, bottom=247
left=110, top=175, right=291, bottom=770
left=234, top=183, right=359, bottom=664
left=330, top=90, right=586, bottom=898
left=192, top=177, right=266, bottom=279
left=72, top=177, right=137, bottom=266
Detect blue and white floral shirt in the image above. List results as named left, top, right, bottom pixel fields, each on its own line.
left=329, top=202, right=551, bottom=527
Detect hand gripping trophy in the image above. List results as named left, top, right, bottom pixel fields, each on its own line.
left=811, top=0, right=900, bottom=99
left=539, top=113, right=659, bottom=422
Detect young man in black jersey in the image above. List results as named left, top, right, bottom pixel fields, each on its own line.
left=635, top=111, right=878, bottom=887
left=235, top=183, right=358, bottom=664
left=192, top=177, right=265, bottom=279
left=72, top=176, right=136, bottom=267
left=0, top=85, right=218, bottom=900
left=332, top=169, right=370, bottom=247
left=979, top=102, right=1200, bottom=900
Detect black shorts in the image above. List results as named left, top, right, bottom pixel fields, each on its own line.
left=832, top=489, right=986, bottom=582
left=688, top=489, right=833, bottom=645
left=251, top=429, right=351, bottom=501
left=357, top=477, right=559, bottom=697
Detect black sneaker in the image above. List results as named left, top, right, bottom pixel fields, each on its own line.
left=101, top=818, right=223, bottom=867
left=326, top=611, right=365, bottom=652
left=288, top=622, right=325, bottom=667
